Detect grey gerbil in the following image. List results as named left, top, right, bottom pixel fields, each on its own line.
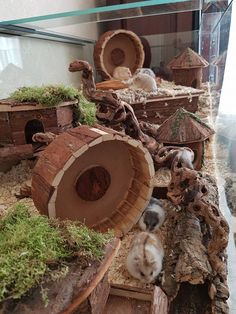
left=139, top=197, right=165, bottom=232
left=131, top=73, right=158, bottom=92
left=134, top=68, right=156, bottom=78
left=126, top=232, right=164, bottom=283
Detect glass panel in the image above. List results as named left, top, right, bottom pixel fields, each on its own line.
left=0, top=1, right=201, bottom=30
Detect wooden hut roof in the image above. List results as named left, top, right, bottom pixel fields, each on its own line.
left=155, top=108, right=215, bottom=144
left=168, top=47, right=209, bottom=69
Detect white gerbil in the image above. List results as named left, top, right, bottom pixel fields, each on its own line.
left=112, top=66, right=132, bottom=81
left=131, top=73, right=158, bottom=92
left=139, top=197, right=165, bottom=232
left=126, top=232, right=164, bottom=283
left=134, top=68, right=156, bottom=79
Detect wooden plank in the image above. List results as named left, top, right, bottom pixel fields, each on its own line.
left=0, top=144, right=33, bottom=160
left=110, top=287, right=152, bottom=301
left=104, top=295, right=151, bottom=314
left=56, top=106, right=73, bottom=127
left=151, top=286, right=168, bottom=314
left=130, top=95, right=199, bottom=124
left=75, top=273, right=110, bottom=314
left=9, top=108, right=57, bottom=131
left=111, top=283, right=153, bottom=295
left=0, top=144, right=33, bottom=172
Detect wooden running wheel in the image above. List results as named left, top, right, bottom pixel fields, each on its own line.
left=32, top=125, right=154, bottom=237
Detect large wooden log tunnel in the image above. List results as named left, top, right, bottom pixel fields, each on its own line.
left=32, top=125, right=155, bottom=237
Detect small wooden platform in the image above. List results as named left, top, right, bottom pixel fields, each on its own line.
left=105, top=285, right=168, bottom=314
left=131, top=92, right=204, bottom=124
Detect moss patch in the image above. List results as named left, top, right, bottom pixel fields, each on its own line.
left=0, top=204, right=112, bottom=302
left=73, top=92, right=97, bottom=126
left=10, top=85, right=80, bottom=107
left=9, top=85, right=97, bottom=126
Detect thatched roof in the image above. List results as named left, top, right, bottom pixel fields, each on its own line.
left=155, top=108, right=215, bottom=144
left=168, top=47, right=209, bottom=69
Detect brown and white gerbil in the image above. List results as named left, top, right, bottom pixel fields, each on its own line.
left=112, top=66, right=132, bottom=81
left=139, top=197, right=166, bottom=232
left=131, top=73, right=158, bottom=92
left=126, top=232, right=164, bottom=283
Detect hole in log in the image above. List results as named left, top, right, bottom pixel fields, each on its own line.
left=25, top=119, right=45, bottom=144
left=169, top=282, right=210, bottom=314
left=212, top=206, right=220, bottom=217
left=180, top=179, right=190, bottom=189
left=220, top=220, right=228, bottom=229
left=193, top=205, right=201, bottom=211
left=201, top=186, right=208, bottom=194
left=76, top=166, right=111, bottom=201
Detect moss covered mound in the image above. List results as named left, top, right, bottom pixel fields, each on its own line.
left=10, top=85, right=80, bottom=107
left=0, top=204, right=112, bottom=302
left=9, top=85, right=97, bottom=126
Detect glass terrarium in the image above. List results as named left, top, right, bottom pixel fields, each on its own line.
left=0, top=1, right=235, bottom=313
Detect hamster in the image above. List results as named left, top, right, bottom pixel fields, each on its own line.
left=131, top=73, right=158, bottom=92
left=126, top=232, right=164, bottom=283
left=139, top=197, right=165, bottom=232
left=134, top=68, right=156, bottom=79
left=112, top=66, right=132, bottom=81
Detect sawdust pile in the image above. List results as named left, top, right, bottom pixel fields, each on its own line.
left=0, top=161, right=35, bottom=216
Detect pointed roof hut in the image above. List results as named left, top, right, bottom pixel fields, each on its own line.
left=168, top=47, right=209, bottom=88
left=156, top=108, right=215, bottom=170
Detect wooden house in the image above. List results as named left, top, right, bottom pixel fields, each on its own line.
left=0, top=100, right=76, bottom=171
left=168, top=47, right=209, bottom=88
left=155, top=108, right=215, bottom=170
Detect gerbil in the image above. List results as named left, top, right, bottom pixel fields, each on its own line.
left=112, top=66, right=132, bottom=81
left=126, top=232, right=164, bottom=283
left=134, top=68, right=156, bottom=78
left=131, top=73, right=158, bottom=92
left=139, top=197, right=166, bottom=232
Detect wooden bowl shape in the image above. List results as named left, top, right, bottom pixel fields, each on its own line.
left=1, top=239, right=120, bottom=314
left=94, top=29, right=145, bottom=80
left=32, top=125, right=154, bottom=237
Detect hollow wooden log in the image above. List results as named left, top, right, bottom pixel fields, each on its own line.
left=166, top=169, right=229, bottom=313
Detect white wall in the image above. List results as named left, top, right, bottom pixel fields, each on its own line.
left=0, top=34, right=91, bottom=98
left=0, top=1, right=101, bottom=98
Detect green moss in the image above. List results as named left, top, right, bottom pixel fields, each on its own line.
left=170, top=109, right=186, bottom=140
left=64, top=223, right=113, bottom=259
left=9, top=85, right=97, bottom=126
left=73, top=92, right=97, bottom=126
left=10, top=85, right=80, bottom=107
left=0, top=204, right=113, bottom=302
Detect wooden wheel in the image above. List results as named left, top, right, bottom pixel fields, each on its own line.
left=94, top=29, right=144, bottom=80
left=32, top=125, right=154, bottom=237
